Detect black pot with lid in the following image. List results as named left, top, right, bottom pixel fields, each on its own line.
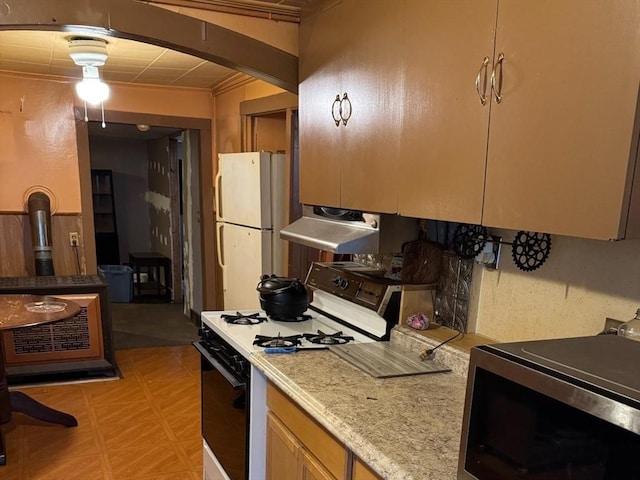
left=256, top=274, right=310, bottom=319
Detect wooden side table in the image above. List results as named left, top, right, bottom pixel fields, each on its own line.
left=129, top=252, right=172, bottom=302
left=0, top=294, right=81, bottom=466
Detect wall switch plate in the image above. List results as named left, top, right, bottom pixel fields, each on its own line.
left=475, top=235, right=502, bottom=270
left=69, top=232, right=79, bottom=246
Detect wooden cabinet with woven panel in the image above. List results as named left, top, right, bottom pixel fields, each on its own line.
left=0, top=275, right=116, bottom=383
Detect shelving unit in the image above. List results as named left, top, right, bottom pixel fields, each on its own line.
left=129, top=252, right=172, bottom=302
left=91, top=169, right=120, bottom=265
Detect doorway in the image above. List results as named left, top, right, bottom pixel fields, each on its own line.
left=78, top=111, right=212, bottom=348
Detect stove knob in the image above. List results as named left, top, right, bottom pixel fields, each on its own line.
left=331, top=276, right=342, bottom=287
left=339, top=278, right=349, bottom=290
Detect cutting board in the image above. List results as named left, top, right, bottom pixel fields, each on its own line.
left=329, top=342, right=451, bottom=378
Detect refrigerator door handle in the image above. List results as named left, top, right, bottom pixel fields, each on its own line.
left=216, top=222, right=226, bottom=269
left=214, top=165, right=224, bottom=222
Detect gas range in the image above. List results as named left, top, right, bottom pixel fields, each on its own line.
left=201, top=261, right=403, bottom=359
left=197, top=262, right=405, bottom=480
left=200, top=290, right=378, bottom=359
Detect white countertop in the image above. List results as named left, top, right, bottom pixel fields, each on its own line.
left=250, top=326, right=471, bottom=480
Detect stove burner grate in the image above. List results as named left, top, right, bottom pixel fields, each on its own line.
left=222, top=312, right=268, bottom=325
left=268, top=314, right=312, bottom=322
left=253, top=334, right=303, bottom=348
left=303, top=330, right=354, bottom=345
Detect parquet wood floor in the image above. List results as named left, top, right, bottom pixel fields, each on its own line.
left=1, top=345, right=202, bottom=480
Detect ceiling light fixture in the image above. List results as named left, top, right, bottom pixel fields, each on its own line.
left=68, top=38, right=110, bottom=127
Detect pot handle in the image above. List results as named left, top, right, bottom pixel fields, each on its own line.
left=256, top=275, right=304, bottom=295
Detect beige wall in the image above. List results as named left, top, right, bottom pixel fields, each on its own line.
left=0, top=72, right=81, bottom=213
left=213, top=80, right=286, bottom=155
left=470, top=231, right=640, bottom=342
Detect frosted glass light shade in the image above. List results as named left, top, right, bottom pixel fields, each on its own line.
left=75, top=78, right=110, bottom=105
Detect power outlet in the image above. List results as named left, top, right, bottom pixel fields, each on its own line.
left=69, top=232, right=79, bottom=246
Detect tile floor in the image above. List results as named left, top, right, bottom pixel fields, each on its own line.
left=2, top=345, right=202, bottom=480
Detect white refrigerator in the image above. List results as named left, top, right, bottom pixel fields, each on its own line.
left=215, top=152, right=287, bottom=310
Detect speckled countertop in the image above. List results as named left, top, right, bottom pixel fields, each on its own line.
left=250, top=326, right=471, bottom=480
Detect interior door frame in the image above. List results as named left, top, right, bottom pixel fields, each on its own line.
left=76, top=108, right=219, bottom=310
left=239, top=92, right=317, bottom=279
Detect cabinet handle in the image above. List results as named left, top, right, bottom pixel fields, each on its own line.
left=475, top=57, right=490, bottom=106
left=331, top=94, right=341, bottom=126
left=491, top=52, right=505, bottom=104
left=340, top=92, right=352, bottom=126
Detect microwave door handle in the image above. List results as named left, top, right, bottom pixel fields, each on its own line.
left=193, top=341, right=245, bottom=389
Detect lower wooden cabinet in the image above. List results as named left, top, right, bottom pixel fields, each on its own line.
left=352, top=457, right=383, bottom=480
left=267, top=382, right=346, bottom=480
left=266, top=411, right=301, bottom=480
left=266, top=382, right=386, bottom=480
left=267, top=412, right=336, bottom=480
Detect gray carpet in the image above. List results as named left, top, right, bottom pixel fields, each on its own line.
left=110, top=302, right=200, bottom=350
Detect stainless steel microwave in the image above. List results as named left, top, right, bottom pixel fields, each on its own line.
left=458, top=335, right=640, bottom=480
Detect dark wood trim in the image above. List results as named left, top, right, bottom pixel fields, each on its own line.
left=0, top=0, right=298, bottom=93
left=240, top=92, right=298, bottom=116
left=75, top=118, right=97, bottom=275
left=78, top=109, right=218, bottom=310
left=169, top=138, right=182, bottom=303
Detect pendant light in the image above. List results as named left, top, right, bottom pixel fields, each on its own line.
left=68, top=38, right=110, bottom=127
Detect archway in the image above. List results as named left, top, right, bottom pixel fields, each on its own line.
left=0, top=0, right=298, bottom=92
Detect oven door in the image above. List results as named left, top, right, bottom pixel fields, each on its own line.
left=194, top=341, right=249, bottom=480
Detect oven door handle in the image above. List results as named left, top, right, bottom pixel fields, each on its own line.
left=193, top=341, right=246, bottom=389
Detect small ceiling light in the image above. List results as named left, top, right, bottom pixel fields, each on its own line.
left=68, top=38, right=110, bottom=127
left=136, top=124, right=151, bottom=132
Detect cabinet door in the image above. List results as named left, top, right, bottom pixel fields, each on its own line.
left=337, top=0, right=404, bottom=213
left=299, top=0, right=349, bottom=208
left=352, top=457, right=383, bottom=480
left=266, top=412, right=302, bottom=480
left=299, top=0, right=403, bottom=213
left=398, top=0, right=498, bottom=223
left=483, top=0, right=640, bottom=239
left=301, top=449, right=337, bottom=480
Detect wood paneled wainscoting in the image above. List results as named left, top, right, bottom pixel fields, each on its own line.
left=0, top=213, right=87, bottom=277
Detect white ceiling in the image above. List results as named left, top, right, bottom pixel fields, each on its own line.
left=0, top=29, right=238, bottom=89
left=0, top=0, right=307, bottom=89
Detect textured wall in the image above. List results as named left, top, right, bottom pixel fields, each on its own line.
left=470, top=230, right=640, bottom=342
left=0, top=72, right=81, bottom=213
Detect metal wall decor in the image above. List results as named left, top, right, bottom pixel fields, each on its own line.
left=451, top=223, right=552, bottom=272
left=434, top=252, right=473, bottom=333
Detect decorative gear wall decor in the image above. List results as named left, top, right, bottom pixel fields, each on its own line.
left=452, top=224, right=488, bottom=259
left=511, top=231, right=552, bottom=271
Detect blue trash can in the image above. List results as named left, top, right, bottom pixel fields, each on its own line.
left=98, top=265, right=133, bottom=303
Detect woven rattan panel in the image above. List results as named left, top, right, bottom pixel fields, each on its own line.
left=11, top=307, right=90, bottom=354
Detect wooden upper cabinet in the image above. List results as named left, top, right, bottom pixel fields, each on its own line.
left=299, top=0, right=640, bottom=239
left=299, top=0, right=346, bottom=208
left=337, top=1, right=403, bottom=213
left=299, top=0, right=402, bottom=213
left=483, top=0, right=640, bottom=240
left=398, top=0, right=498, bottom=223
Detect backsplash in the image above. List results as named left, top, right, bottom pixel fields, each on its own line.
left=468, top=232, right=640, bottom=342
left=434, top=252, right=473, bottom=332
